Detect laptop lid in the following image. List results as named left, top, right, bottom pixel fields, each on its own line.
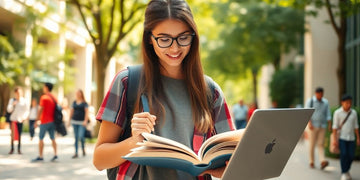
left=222, top=108, right=314, bottom=180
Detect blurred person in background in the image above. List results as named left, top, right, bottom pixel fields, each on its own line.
left=28, top=98, right=39, bottom=141
left=332, top=94, right=360, bottom=180
left=305, top=87, right=331, bottom=170
left=32, top=83, right=58, bottom=162
left=232, top=99, right=248, bottom=129
left=7, top=87, right=29, bottom=154
left=69, top=89, right=89, bottom=158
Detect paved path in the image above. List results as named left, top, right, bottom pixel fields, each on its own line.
left=0, top=129, right=106, bottom=180
left=1, top=129, right=359, bottom=180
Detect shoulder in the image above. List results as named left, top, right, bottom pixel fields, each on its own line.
left=322, top=98, right=329, bottom=104
left=334, top=108, right=342, bottom=115
left=204, top=75, right=222, bottom=92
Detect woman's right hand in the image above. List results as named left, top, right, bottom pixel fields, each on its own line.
left=131, top=112, right=156, bottom=141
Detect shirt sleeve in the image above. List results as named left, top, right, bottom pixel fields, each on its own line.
left=7, top=98, right=14, bottom=113
left=206, top=76, right=235, bottom=134
left=39, top=96, right=45, bottom=107
left=96, top=69, right=129, bottom=127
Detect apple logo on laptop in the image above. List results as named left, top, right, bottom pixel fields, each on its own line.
left=265, top=139, right=276, bottom=154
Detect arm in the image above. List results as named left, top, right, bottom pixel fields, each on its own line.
left=332, top=129, right=339, bottom=146
left=355, top=129, right=360, bottom=146
left=83, top=107, right=89, bottom=126
left=93, top=112, right=156, bottom=170
left=35, top=106, right=43, bottom=128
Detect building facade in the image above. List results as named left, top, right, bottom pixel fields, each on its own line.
left=0, top=0, right=132, bottom=115
left=346, top=13, right=360, bottom=107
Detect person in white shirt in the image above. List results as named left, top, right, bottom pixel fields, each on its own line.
left=6, top=87, right=29, bottom=154
left=232, top=99, right=248, bottom=129
left=332, top=94, right=360, bottom=180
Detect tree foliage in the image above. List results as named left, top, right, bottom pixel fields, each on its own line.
left=205, top=1, right=304, bottom=102
left=265, top=0, right=360, bottom=103
left=67, top=0, right=147, bottom=109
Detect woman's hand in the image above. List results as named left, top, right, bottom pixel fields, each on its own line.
left=199, top=161, right=229, bottom=178
left=131, top=112, right=156, bottom=141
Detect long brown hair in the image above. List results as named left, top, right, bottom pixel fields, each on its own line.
left=134, top=0, right=212, bottom=133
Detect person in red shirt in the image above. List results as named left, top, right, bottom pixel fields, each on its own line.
left=32, top=83, right=58, bottom=162
left=247, top=102, right=258, bottom=122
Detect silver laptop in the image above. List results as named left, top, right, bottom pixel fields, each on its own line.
left=222, top=108, right=314, bottom=180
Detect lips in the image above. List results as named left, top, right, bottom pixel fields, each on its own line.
left=167, top=53, right=182, bottom=59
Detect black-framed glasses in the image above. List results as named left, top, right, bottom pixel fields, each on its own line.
left=151, top=33, right=195, bottom=48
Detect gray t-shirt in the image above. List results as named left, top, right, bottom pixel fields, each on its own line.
left=133, top=76, right=196, bottom=180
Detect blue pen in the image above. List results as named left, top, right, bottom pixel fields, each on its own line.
left=141, top=94, right=154, bottom=133
left=141, top=94, right=150, bottom=112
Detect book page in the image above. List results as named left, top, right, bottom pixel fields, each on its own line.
left=134, top=141, right=199, bottom=160
left=198, top=129, right=245, bottom=158
left=141, top=133, right=198, bottom=159
left=125, top=150, right=202, bottom=165
left=201, top=141, right=237, bottom=162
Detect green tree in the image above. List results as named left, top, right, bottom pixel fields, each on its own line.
left=206, top=2, right=304, bottom=103
left=0, top=35, right=26, bottom=116
left=266, top=0, right=360, bottom=103
left=67, top=0, right=147, bottom=109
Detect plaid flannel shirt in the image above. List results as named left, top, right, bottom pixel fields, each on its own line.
left=96, top=69, right=235, bottom=180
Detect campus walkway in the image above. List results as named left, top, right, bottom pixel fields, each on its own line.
left=0, top=128, right=359, bottom=180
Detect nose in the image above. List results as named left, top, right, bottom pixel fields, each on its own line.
left=169, top=40, right=180, bottom=51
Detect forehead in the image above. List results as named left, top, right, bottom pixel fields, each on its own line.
left=152, top=19, right=191, bottom=36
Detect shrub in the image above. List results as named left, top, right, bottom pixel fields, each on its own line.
left=270, top=67, right=300, bottom=108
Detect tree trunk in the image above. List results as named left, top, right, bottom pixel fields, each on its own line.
left=93, top=49, right=109, bottom=137
left=336, top=28, right=346, bottom=104
left=251, top=68, right=258, bottom=105
left=0, top=84, right=11, bottom=116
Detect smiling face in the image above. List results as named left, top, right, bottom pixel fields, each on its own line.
left=150, top=19, right=192, bottom=76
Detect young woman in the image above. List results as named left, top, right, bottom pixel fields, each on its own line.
left=93, top=0, right=235, bottom=179
left=7, top=87, right=29, bottom=154
left=70, top=89, right=89, bottom=158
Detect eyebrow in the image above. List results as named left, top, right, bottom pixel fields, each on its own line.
left=155, top=30, right=192, bottom=37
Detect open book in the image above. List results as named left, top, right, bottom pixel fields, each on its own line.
left=123, top=129, right=244, bottom=176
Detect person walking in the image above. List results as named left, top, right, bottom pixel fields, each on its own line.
left=32, top=83, right=58, bottom=162
left=6, top=87, right=29, bottom=154
left=332, top=94, right=360, bottom=180
left=93, top=1, right=235, bottom=179
left=69, top=89, right=89, bottom=158
left=28, top=98, right=39, bottom=141
left=232, top=99, right=248, bottom=129
left=305, top=87, right=331, bottom=169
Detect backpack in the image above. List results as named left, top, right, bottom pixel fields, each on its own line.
left=107, top=65, right=143, bottom=180
left=48, top=94, right=67, bottom=136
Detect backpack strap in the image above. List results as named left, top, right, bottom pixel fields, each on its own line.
left=126, top=65, right=143, bottom=120
left=122, top=65, right=143, bottom=140
left=107, top=65, right=143, bottom=180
